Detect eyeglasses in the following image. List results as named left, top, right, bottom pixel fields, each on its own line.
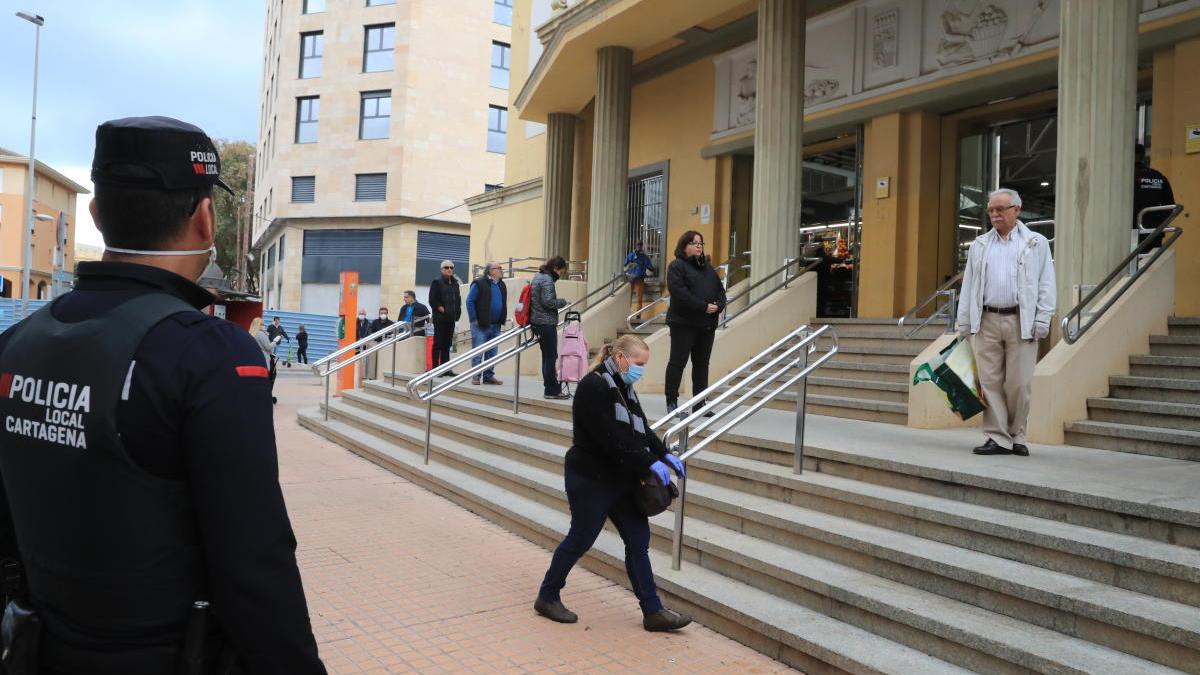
left=986, top=205, right=1018, bottom=214
left=442, top=266, right=454, bottom=270
left=688, top=240, right=704, bottom=247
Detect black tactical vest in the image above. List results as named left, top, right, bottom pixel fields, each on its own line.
left=0, top=293, right=206, bottom=667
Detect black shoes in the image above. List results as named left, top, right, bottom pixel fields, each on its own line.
left=972, top=439, right=1009, bottom=455
left=438, top=370, right=458, bottom=378
left=534, top=598, right=577, bottom=624
left=1012, top=443, right=1030, bottom=457
left=643, top=609, right=692, bottom=632
left=544, top=392, right=571, bottom=400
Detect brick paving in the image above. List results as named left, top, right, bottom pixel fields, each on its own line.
left=271, top=369, right=795, bottom=674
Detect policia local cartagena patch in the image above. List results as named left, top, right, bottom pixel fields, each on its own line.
left=1, top=373, right=92, bottom=449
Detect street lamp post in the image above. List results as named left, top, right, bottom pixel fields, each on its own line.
left=16, top=10, right=45, bottom=319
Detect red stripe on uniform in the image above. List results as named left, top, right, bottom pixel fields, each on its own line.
left=0, top=373, right=12, bottom=398
left=235, top=366, right=269, bottom=378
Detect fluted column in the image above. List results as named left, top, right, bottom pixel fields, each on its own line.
left=587, top=46, right=632, bottom=293
left=543, top=113, right=576, bottom=259
left=1054, top=0, right=1138, bottom=325
left=750, top=0, right=806, bottom=300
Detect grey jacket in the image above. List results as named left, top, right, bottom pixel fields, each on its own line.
left=530, top=271, right=568, bottom=325
left=956, top=220, right=1056, bottom=340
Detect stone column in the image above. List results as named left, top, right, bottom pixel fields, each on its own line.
left=1054, top=0, right=1138, bottom=326
left=750, top=0, right=806, bottom=300
left=587, top=46, right=633, bottom=293
left=543, top=113, right=576, bottom=259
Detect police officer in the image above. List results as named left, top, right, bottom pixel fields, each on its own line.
left=1133, top=143, right=1176, bottom=247
left=0, top=117, right=326, bottom=673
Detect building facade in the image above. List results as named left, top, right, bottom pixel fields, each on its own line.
left=0, top=149, right=86, bottom=300
left=253, top=0, right=513, bottom=314
left=471, top=0, right=1200, bottom=319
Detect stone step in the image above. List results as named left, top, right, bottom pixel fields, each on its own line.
left=345, top=387, right=1200, bottom=602
left=1064, top=421, right=1200, bottom=462
left=1087, top=398, right=1200, bottom=433
left=805, top=324, right=945, bottom=341
left=310, top=400, right=1198, bottom=673
left=811, top=317, right=908, bottom=327
left=821, top=335, right=930, bottom=354
left=1150, top=335, right=1200, bottom=357
left=806, top=393, right=909, bottom=425
left=812, top=344, right=919, bottom=366
left=819, top=360, right=912, bottom=384
left=297, top=410, right=974, bottom=675
left=1168, top=317, right=1200, bottom=336
left=725, top=374, right=910, bottom=403
left=1129, top=355, right=1200, bottom=380
left=1109, top=376, right=1200, bottom=405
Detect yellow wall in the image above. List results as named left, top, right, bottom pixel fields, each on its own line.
left=467, top=195, right=546, bottom=273
left=505, top=0, right=549, bottom=185
left=1152, top=36, right=1200, bottom=316
left=0, top=162, right=81, bottom=298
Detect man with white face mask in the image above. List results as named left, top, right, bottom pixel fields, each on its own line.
left=0, top=117, right=325, bottom=673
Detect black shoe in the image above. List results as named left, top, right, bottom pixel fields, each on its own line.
left=666, top=400, right=678, bottom=414
left=438, top=370, right=458, bottom=378
left=643, top=609, right=692, bottom=632
left=544, top=392, right=571, bottom=400
left=693, top=402, right=715, bottom=418
left=534, top=598, right=577, bottom=624
left=1011, top=443, right=1030, bottom=457
left=972, top=439, right=1011, bottom=455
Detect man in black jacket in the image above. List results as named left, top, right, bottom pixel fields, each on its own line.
left=428, top=260, right=462, bottom=375
left=467, top=262, right=508, bottom=385
left=399, top=290, right=431, bottom=336
left=1133, top=144, right=1175, bottom=248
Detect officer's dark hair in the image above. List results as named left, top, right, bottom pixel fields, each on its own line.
left=94, top=173, right=212, bottom=249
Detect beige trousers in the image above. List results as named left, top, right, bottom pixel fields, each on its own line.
left=973, top=312, right=1039, bottom=449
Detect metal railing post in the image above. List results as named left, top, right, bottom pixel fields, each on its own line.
left=945, top=289, right=958, bottom=334
left=513, top=344, right=522, bottom=415
left=794, top=343, right=809, bottom=475
left=424, top=378, right=434, bottom=465
left=390, top=334, right=398, bottom=387
left=671, top=429, right=689, bottom=571
left=324, top=373, right=330, bottom=422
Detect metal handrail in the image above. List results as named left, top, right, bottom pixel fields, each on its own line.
left=405, top=271, right=629, bottom=463
left=648, top=323, right=839, bottom=570
left=312, top=317, right=428, bottom=420
left=719, top=256, right=821, bottom=328
left=471, top=257, right=589, bottom=281
left=1061, top=205, right=1183, bottom=344
left=895, top=218, right=1054, bottom=339
left=625, top=251, right=750, bottom=332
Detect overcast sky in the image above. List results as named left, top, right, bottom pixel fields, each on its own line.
left=0, top=0, right=265, bottom=245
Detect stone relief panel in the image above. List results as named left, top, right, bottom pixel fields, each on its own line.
left=920, top=0, right=1059, bottom=75
left=805, top=9, right=855, bottom=107
left=861, top=1, right=921, bottom=90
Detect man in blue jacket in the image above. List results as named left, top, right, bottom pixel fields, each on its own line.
left=467, top=262, right=508, bottom=385
left=624, top=241, right=656, bottom=310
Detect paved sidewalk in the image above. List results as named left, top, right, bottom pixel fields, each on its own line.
left=271, top=369, right=793, bottom=674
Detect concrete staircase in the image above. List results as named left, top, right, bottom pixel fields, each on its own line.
left=299, top=376, right=1200, bottom=674
left=716, top=318, right=939, bottom=425
left=1066, top=317, right=1200, bottom=461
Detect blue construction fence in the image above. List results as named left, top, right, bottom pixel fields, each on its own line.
left=0, top=300, right=50, bottom=333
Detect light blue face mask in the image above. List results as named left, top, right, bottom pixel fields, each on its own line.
left=621, top=362, right=644, bottom=386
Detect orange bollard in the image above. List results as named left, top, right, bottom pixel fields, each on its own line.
left=336, top=272, right=359, bottom=395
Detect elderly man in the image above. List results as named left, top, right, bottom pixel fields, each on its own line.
left=467, top=262, right=508, bottom=385
left=956, top=188, right=1056, bottom=457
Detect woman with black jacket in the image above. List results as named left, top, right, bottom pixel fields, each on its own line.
left=534, top=335, right=691, bottom=632
left=664, top=230, right=727, bottom=414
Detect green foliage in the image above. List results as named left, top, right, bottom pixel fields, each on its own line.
left=212, top=139, right=256, bottom=290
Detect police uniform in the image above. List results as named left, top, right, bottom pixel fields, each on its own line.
left=0, top=117, right=325, bottom=674
left=1134, top=162, right=1176, bottom=245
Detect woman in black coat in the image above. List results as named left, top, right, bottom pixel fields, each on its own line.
left=664, top=230, right=726, bottom=414
left=534, top=335, right=690, bottom=632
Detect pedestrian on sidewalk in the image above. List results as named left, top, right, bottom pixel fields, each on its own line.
left=664, top=230, right=726, bottom=416
left=429, top=259, right=463, bottom=375
left=624, top=240, right=657, bottom=310
left=0, top=116, right=325, bottom=673
left=355, top=310, right=370, bottom=352
left=531, top=256, right=571, bottom=399
left=400, top=290, right=431, bottom=336
left=467, top=261, right=508, bottom=385
left=296, top=324, right=309, bottom=364
left=535, top=335, right=691, bottom=632
left=956, top=187, right=1056, bottom=457
left=251, top=316, right=280, bottom=404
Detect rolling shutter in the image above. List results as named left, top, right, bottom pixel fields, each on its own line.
left=355, top=173, right=387, bottom=201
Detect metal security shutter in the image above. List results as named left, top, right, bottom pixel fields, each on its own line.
left=291, top=176, right=315, bottom=203
left=355, top=173, right=387, bottom=201
left=415, top=231, right=469, bottom=283
left=301, top=229, right=384, bottom=284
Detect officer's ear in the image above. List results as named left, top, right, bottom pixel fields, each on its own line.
left=189, top=196, right=216, bottom=245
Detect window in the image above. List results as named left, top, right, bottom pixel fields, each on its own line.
left=291, top=176, right=315, bottom=203
left=487, top=105, right=508, bottom=154
left=279, top=234, right=286, bottom=261
left=355, top=173, right=387, bottom=201
left=299, top=31, right=323, bottom=78
left=295, top=97, right=319, bottom=143
left=493, top=0, right=512, bottom=26
left=359, top=91, right=391, bottom=139
left=363, top=23, right=395, bottom=72
left=490, top=41, right=510, bottom=89
left=367, top=0, right=395, bottom=5
left=303, top=0, right=325, bottom=12
left=485, top=183, right=502, bottom=192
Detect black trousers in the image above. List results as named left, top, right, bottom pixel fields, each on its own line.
left=432, top=319, right=456, bottom=368
left=296, top=346, right=308, bottom=364
left=532, top=323, right=560, bottom=395
left=664, top=323, right=716, bottom=404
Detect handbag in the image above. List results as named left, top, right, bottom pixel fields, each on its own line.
left=635, top=473, right=678, bottom=517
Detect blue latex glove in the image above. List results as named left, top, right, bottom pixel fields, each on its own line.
left=663, top=453, right=686, bottom=478
left=649, top=461, right=671, bottom=486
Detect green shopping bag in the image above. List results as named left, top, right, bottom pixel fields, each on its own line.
left=913, top=336, right=986, bottom=421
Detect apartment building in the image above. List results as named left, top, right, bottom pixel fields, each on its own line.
left=252, top=0, right=512, bottom=314
left=0, top=148, right=86, bottom=299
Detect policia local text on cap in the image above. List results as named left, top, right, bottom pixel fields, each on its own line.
left=0, top=117, right=326, bottom=674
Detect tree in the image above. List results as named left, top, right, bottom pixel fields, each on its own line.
left=211, top=139, right=256, bottom=291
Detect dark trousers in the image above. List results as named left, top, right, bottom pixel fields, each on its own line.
left=538, top=467, right=663, bottom=614
left=433, top=319, right=456, bottom=368
left=296, top=346, right=308, bottom=364
left=533, top=323, right=560, bottom=395
left=664, top=324, right=716, bottom=404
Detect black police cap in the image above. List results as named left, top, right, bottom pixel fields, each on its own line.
left=91, top=116, right=234, bottom=195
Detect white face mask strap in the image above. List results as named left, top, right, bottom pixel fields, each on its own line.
left=105, top=246, right=213, bottom=256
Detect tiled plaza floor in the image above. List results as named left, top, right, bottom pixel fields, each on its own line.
left=272, top=369, right=794, bottom=674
